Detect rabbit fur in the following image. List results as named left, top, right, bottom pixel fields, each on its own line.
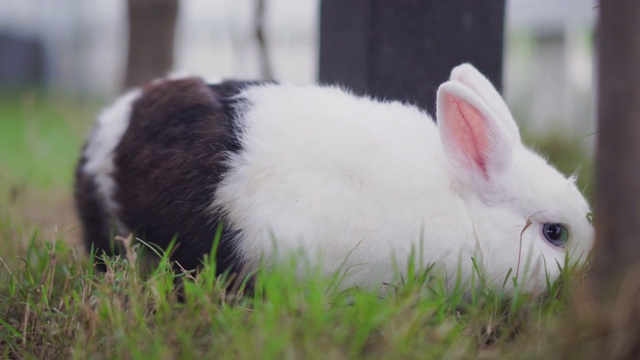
left=74, top=64, right=594, bottom=292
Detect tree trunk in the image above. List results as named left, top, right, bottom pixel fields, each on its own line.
left=124, top=0, right=179, bottom=90
left=594, top=0, right=640, bottom=300
left=591, top=1, right=640, bottom=357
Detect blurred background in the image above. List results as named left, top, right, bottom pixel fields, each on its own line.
left=0, top=0, right=596, bottom=237
left=0, top=0, right=595, bottom=132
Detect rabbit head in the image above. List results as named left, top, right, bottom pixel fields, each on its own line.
left=436, top=64, right=594, bottom=291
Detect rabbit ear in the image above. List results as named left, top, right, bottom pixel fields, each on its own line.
left=449, top=63, right=521, bottom=144
left=436, top=81, right=513, bottom=194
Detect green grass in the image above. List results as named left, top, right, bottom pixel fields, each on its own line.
left=0, top=93, right=91, bottom=192
left=0, top=94, right=600, bottom=359
left=0, top=228, right=589, bottom=359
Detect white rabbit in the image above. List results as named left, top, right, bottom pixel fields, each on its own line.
left=75, top=64, right=594, bottom=292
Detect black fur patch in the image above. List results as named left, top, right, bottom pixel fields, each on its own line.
left=74, top=150, right=124, bottom=270
left=78, top=77, right=268, bottom=275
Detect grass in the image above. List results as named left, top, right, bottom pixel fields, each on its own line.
left=0, top=93, right=90, bottom=190
left=0, top=228, right=589, bottom=359
left=0, top=92, right=601, bottom=359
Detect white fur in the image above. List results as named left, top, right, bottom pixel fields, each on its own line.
left=213, top=64, right=594, bottom=292
left=214, top=65, right=593, bottom=290
left=82, top=88, right=141, bottom=220
left=216, top=84, right=473, bottom=287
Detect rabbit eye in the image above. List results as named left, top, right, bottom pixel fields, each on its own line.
left=542, top=223, right=568, bottom=247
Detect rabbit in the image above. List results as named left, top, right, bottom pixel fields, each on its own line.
left=74, top=64, right=594, bottom=292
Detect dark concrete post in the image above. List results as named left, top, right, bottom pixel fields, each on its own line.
left=319, top=0, right=506, bottom=113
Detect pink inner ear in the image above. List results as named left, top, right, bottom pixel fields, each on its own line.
left=444, top=95, right=490, bottom=177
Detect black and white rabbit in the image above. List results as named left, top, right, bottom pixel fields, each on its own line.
left=75, top=64, right=594, bottom=292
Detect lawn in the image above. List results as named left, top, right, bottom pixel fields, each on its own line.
left=0, top=92, right=599, bottom=359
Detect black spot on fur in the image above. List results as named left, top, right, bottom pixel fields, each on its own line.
left=76, top=77, right=270, bottom=276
